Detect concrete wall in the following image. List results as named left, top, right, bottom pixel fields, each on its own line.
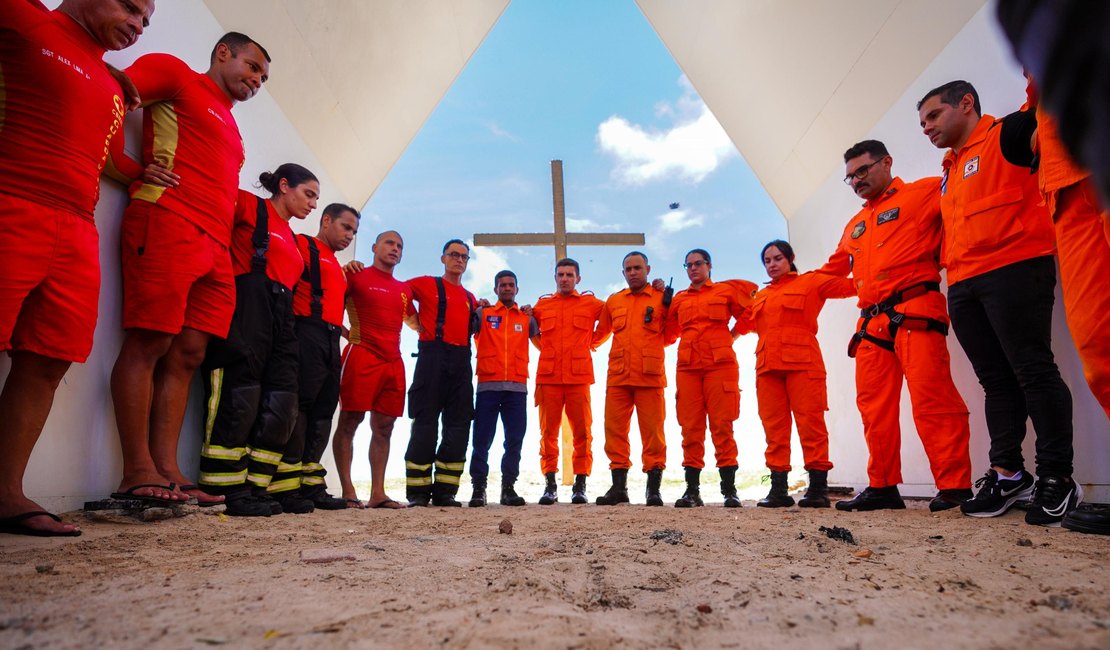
left=2, top=0, right=352, bottom=512
left=789, top=5, right=1109, bottom=499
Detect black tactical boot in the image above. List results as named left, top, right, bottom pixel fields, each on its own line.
left=645, top=468, right=664, bottom=507
left=407, top=492, right=432, bottom=508
left=835, top=485, right=905, bottom=511
left=224, top=492, right=272, bottom=517
left=272, top=490, right=316, bottom=514
left=538, top=472, right=559, bottom=505
left=301, top=487, right=347, bottom=511
left=674, top=467, right=703, bottom=508
left=798, top=470, right=830, bottom=508
left=251, top=487, right=283, bottom=515
left=596, top=468, right=630, bottom=505
left=721, top=465, right=743, bottom=508
left=571, top=474, right=588, bottom=504
left=500, top=481, right=526, bottom=506
left=468, top=479, right=487, bottom=508
left=757, top=470, right=794, bottom=508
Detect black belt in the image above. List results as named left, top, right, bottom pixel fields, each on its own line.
left=848, top=281, right=948, bottom=357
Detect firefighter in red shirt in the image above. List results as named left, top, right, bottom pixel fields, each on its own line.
left=0, top=0, right=154, bottom=537
left=277, top=204, right=360, bottom=511
left=198, top=164, right=319, bottom=517
left=918, top=80, right=1078, bottom=526
left=107, top=32, right=271, bottom=508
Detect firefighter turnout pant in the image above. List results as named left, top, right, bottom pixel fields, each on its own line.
left=603, top=385, right=666, bottom=473
left=200, top=274, right=299, bottom=497
left=675, top=366, right=740, bottom=469
left=756, top=370, right=833, bottom=473
left=536, top=383, right=593, bottom=476
left=405, top=341, right=474, bottom=498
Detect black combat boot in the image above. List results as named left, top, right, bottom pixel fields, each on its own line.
left=500, top=480, right=526, bottom=506
left=272, top=490, right=316, bottom=514
left=720, top=465, right=743, bottom=508
left=468, top=479, right=487, bottom=508
left=835, top=485, right=905, bottom=511
left=645, top=468, right=664, bottom=506
left=251, top=487, right=284, bottom=515
left=797, top=470, right=830, bottom=508
left=538, top=472, right=559, bottom=505
left=596, top=468, right=630, bottom=505
left=757, top=470, right=794, bottom=508
left=301, top=486, right=347, bottom=511
left=571, top=474, right=588, bottom=504
left=674, top=467, right=703, bottom=508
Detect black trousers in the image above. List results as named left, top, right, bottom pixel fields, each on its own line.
left=947, top=256, right=1074, bottom=476
left=199, top=273, right=299, bottom=496
left=405, top=340, right=474, bottom=497
left=276, top=317, right=341, bottom=495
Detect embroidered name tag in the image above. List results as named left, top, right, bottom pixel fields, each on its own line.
left=877, top=207, right=899, bottom=225
left=963, top=156, right=980, bottom=178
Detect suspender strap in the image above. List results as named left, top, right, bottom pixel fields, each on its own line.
left=298, top=235, right=324, bottom=319
left=251, top=196, right=270, bottom=273
left=434, top=276, right=447, bottom=342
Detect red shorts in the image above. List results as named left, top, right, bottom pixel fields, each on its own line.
left=0, top=193, right=99, bottom=363
left=121, top=202, right=235, bottom=337
left=339, top=343, right=406, bottom=416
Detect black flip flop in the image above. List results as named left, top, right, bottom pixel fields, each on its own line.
left=110, top=482, right=183, bottom=506
left=370, top=499, right=405, bottom=509
left=0, top=511, right=81, bottom=537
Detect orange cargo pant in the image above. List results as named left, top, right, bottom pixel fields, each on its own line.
left=1053, top=179, right=1110, bottom=420
left=756, top=370, right=833, bottom=473
left=854, top=303, right=972, bottom=490
left=536, top=383, right=593, bottom=475
left=603, top=385, right=666, bottom=472
left=675, top=366, right=739, bottom=469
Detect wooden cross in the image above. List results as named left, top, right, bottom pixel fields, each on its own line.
left=474, top=160, right=645, bottom=485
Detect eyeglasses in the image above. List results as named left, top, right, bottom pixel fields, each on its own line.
left=683, top=260, right=708, bottom=269
left=843, top=158, right=885, bottom=185
left=445, top=251, right=470, bottom=261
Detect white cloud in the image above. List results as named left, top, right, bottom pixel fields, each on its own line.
left=565, top=217, right=621, bottom=233
left=597, top=76, right=736, bottom=185
left=486, top=121, right=520, bottom=143
left=656, top=209, right=703, bottom=235
left=464, top=243, right=511, bottom=300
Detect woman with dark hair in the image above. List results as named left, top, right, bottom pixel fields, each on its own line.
left=665, top=249, right=758, bottom=508
left=735, top=240, right=853, bottom=508
left=198, top=163, right=320, bottom=517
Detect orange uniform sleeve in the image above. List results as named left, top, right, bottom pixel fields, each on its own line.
left=813, top=272, right=856, bottom=300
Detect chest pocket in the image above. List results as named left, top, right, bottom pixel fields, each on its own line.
left=707, top=298, right=730, bottom=322
left=962, top=186, right=1026, bottom=250
left=780, top=292, right=806, bottom=325
left=610, top=307, right=628, bottom=332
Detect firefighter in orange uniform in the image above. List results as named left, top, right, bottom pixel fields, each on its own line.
left=593, top=252, right=676, bottom=506
left=531, top=258, right=605, bottom=505
left=820, top=140, right=974, bottom=513
left=735, top=240, right=854, bottom=509
left=664, top=249, right=757, bottom=508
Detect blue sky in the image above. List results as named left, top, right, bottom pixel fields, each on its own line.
left=351, top=0, right=793, bottom=487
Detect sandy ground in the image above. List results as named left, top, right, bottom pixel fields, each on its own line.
left=1, top=489, right=1108, bottom=650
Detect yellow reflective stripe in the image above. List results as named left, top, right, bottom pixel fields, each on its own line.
left=199, top=470, right=247, bottom=485
left=204, top=369, right=224, bottom=442
left=435, top=474, right=461, bottom=486
left=201, top=444, right=246, bottom=461
left=301, top=476, right=325, bottom=486
left=406, top=461, right=433, bottom=471
left=301, top=462, right=324, bottom=473
left=275, top=462, right=303, bottom=473
left=249, top=448, right=283, bottom=465
left=435, top=460, right=465, bottom=472
left=132, top=103, right=178, bottom=203
left=406, top=477, right=433, bottom=486
left=246, top=473, right=272, bottom=486
left=267, top=477, right=301, bottom=493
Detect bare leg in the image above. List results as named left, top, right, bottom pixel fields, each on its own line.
left=368, top=412, right=403, bottom=508
left=333, top=410, right=365, bottom=505
left=0, top=352, right=80, bottom=534
left=149, top=328, right=221, bottom=504
left=110, top=329, right=186, bottom=502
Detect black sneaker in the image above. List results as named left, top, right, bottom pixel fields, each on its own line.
left=929, top=488, right=973, bottom=512
left=1062, top=503, right=1110, bottom=535
left=1025, top=475, right=1083, bottom=526
left=835, top=486, right=905, bottom=511
left=225, top=495, right=272, bottom=517
left=960, top=470, right=1034, bottom=518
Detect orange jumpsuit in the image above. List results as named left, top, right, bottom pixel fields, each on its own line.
left=595, top=285, right=677, bottom=473
left=1035, top=106, right=1110, bottom=420
left=664, top=279, right=757, bottom=470
left=821, top=177, right=973, bottom=490
left=735, top=272, right=854, bottom=473
left=532, top=291, right=605, bottom=475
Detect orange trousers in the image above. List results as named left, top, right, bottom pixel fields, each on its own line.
left=536, top=384, right=593, bottom=475
left=603, top=385, right=666, bottom=472
left=756, top=370, right=833, bottom=473
left=1054, top=180, right=1110, bottom=421
left=855, top=322, right=972, bottom=490
left=675, top=366, right=739, bottom=469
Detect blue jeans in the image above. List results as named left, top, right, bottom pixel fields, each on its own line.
left=469, top=390, right=528, bottom=484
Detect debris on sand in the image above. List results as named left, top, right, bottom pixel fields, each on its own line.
left=853, top=548, right=873, bottom=559
left=300, top=549, right=356, bottom=564
left=696, top=604, right=713, bottom=614
left=1016, top=538, right=1033, bottom=547
left=819, top=525, right=857, bottom=545
left=498, top=519, right=513, bottom=535
left=649, top=529, right=684, bottom=545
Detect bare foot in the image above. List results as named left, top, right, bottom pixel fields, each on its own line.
left=179, top=485, right=225, bottom=506
left=115, top=473, right=190, bottom=502
left=0, top=496, right=81, bottom=535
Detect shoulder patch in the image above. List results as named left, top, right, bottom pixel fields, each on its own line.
left=850, top=221, right=866, bottom=239
left=876, top=207, right=899, bottom=225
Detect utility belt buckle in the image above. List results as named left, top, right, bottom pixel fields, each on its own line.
left=847, top=332, right=863, bottom=358
left=863, top=304, right=881, bottom=318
